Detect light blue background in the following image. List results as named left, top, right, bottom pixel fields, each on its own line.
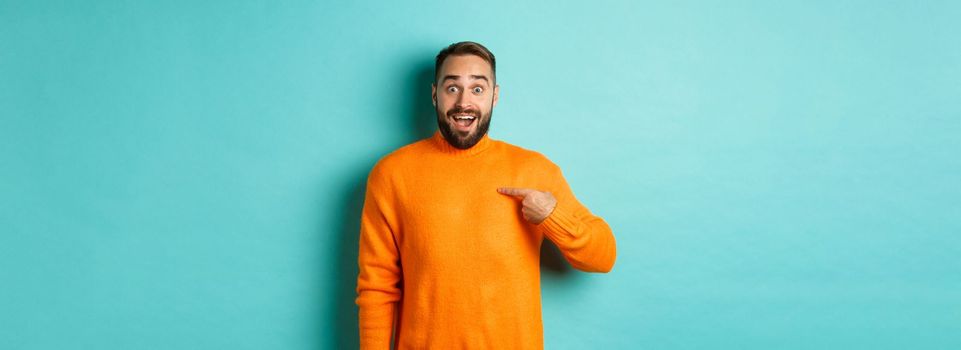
left=2, top=1, right=959, bottom=349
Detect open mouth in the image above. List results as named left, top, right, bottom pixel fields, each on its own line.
left=451, top=114, right=477, bottom=131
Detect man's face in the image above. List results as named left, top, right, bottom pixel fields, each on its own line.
left=432, top=54, right=499, bottom=149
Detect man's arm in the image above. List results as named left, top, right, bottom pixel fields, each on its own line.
left=355, top=165, right=402, bottom=349
left=498, top=164, right=617, bottom=273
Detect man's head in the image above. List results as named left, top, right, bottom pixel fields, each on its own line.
left=432, top=41, right=499, bottom=149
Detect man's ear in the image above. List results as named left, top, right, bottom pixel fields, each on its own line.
left=431, top=83, right=437, bottom=106
left=492, top=84, right=499, bottom=108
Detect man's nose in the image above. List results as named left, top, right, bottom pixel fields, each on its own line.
left=455, top=91, right=470, bottom=108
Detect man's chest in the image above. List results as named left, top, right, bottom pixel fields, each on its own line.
left=394, top=159, right=549, bottom=260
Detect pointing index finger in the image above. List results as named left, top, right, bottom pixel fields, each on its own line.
left=497, top=187, right=536, bottom=198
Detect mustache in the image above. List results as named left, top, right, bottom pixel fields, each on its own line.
left=447, top=107, right=480, bottom=118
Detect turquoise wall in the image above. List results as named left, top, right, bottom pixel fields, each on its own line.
left=2, top=1, right=959, bottom=349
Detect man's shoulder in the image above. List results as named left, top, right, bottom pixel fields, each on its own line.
left=367, top=137, right=431, bottom=180
left=494, top=138, right=561, bottom=171
left=383, top=137, right=432, bottom=163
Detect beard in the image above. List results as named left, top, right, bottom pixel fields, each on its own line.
left=436, top=104, right=493, bottom=150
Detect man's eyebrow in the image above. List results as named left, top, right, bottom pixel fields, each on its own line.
left=440, top=75, right=491, bottom=84
left=469, top=75, right=490, bottom=83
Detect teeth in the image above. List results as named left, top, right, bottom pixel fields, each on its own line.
left=453, top=115, right=476, bottom=120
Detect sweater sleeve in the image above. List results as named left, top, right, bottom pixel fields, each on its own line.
left=355, top=164, right=403, bottom=349
left=536, top=163, right=617, bottom=273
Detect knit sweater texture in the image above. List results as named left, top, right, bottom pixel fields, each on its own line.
left=356, top=130, right=617, bottom=349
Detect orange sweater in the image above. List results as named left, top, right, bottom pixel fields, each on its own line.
left=355, top=131, right=617, bottom=349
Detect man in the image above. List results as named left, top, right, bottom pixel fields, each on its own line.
left=355, top=41, right=617, bottom=349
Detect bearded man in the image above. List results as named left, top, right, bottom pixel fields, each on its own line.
left=355, top=41, right=617, bottom=349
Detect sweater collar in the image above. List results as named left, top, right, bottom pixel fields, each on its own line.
left=431, top=130, right=494, bottom=157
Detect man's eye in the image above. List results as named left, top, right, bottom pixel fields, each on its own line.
left=447, top=86, right=458, bottom=93
left=472, top=87, right=484, bottom=94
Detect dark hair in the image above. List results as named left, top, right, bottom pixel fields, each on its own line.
left=434, top=41, right=496, bottom=84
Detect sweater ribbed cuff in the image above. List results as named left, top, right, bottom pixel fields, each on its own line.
left=536, top=200, right=581, bottom=245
